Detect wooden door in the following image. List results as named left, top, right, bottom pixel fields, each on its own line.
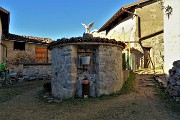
left=35, top=47, right=47, bottom=63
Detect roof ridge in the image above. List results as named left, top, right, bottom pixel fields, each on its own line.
left=0, top=7, right=10, bottom=14
left=3, top=33, right=52, bottom=43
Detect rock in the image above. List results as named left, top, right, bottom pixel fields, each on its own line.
left=146, top=83, right=155, bottom=86
left=173, top=60, right=180, bottom=69
left=177, top=80, right=180, bottom=86
left=173, top=73, right=180, bottom=80
left=166, top=60, right=180, bottom=101
left=175, top=97, right=180, bottom=102
left=48, top=100, right=53, bottom=103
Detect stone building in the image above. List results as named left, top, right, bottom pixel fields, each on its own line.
left=48, top=36, right=126, bottom=99
left=0, top=7, right=52, bottom=80
left=94, top=0, right=164, bottom=70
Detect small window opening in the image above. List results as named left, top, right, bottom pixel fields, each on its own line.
left=14, top=41, right=25, bottom=51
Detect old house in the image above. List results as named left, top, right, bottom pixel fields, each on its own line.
left=95, top=0, right=164, bottom=70
left=0, top=7, right=52, bottom=80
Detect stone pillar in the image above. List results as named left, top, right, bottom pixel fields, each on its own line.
left=51, top=45, right=78, bottom=100
left=97, top=45, right=123, bottom=95
left=164, top=0, right=180, bottom=74
left=0, top=16, right=2, bottom=63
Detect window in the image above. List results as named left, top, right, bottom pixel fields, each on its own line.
left=14, top=41, right=25, bottom=50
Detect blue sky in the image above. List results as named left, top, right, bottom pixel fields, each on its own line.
left=0, top=0, right=137, bottom=40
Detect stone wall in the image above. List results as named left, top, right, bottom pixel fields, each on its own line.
left=76, top=45, right=124, bottom=97
left=50, top=42, right=125, bottom=100
left=23, top=63, right=51, bottom=80
left=135, top=0, right=164, bottom=68
left=51, top=45, right=77, bottom=99
left=141, top=33, right=164, bottom=68
left=167, top=60, right=180, bottom=102
left=122, top=70, right=131, bottom=85
left=97, top=45, right=123, bottom=95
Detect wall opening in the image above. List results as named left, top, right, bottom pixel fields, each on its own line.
left=14, top=41, right=25, bottom=51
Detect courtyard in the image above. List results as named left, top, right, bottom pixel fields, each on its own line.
left=0, top=70, right=179, bottom=120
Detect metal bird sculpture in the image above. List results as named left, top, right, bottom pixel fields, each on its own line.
left=81, top=22, right=94, bottom=33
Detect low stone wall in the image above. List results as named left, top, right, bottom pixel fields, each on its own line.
left=122, top=70, right=131, bottom=84
left=167, top=60, right=180, bottom=102
left=23, top=63, right=51, bottom=80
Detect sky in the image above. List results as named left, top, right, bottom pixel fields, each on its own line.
left=0, top=0, right=138, bottom=40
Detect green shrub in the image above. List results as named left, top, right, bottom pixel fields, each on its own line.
left=120, top=71, right=136, bottom=94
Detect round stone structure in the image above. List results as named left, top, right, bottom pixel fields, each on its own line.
left=48, top=36, right=126, bottom=100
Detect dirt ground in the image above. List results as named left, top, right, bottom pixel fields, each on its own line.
left=0, top=71, right=180, bottom=120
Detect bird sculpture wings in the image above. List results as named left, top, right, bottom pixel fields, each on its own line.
left=81, top=22, right=94, bottom=33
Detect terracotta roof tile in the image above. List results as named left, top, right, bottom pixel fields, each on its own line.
left=98, top=0, right=151, bottom=32
left=2, top=33, right=52, bottom=44
left=48, top=37, right=126, bottom=49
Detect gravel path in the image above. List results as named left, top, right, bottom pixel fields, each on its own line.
left=0, top=72, right=179, bottom=120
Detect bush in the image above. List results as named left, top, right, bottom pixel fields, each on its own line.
left=43, top=82, right=51, bottom=92
left=120, top=71, right=136, bottom=94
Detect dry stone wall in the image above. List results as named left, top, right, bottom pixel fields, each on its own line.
left=167, top=60, right=180, bottom=102
left=23, top=64, right=51, bottom=80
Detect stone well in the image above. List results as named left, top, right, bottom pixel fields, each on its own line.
left=48, top=36, right=126, bottom=100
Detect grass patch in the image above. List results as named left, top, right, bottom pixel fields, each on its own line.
left=0, top=80, right=47, bottom=103
left=39, top=72, right=136, bottom=105
left=169, top=100, right=180, bottom=113
left=154, top=85, right=180, bottom=113
left=154, top=86, right=168, bottom=100
left=120, top=71, right=136, bottom=94
left=38, top=89, right=109, bottom=106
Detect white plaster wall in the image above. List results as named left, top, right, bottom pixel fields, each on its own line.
left=164, top=0, right=180, bottom=74
left=92, top=16, right=136, bottom=48
left=0, top=16, right=2, bottom=63
left=107, top=16, right=136, bottom=48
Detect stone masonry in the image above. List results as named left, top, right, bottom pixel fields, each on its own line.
left=76, top=45, right=123, bottom=97
left=97, top=45, right=123, bottom=95
left=23, top=63, right=51, bottom=81
left=167, top=60, right=180, bottom=102
left=51, top=45, right=77, bottom=99
left=49, top=37, right=125, bottom=100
